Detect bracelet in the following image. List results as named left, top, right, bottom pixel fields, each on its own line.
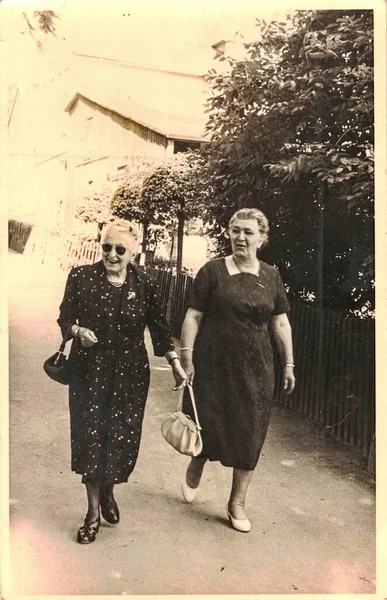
left=284, top=363, right=295, bottom=368
left=73, top=325, right=81, bottom=338
left=180, top=347, right=193, bottom=352
left=168, top=356, right=180, bottom=365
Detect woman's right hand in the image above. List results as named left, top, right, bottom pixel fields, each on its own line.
left=180, top=356, right=195, bottom=385
left=180, top=307, right=202, bottom=385
left=78, top=327, right=98, bottom=348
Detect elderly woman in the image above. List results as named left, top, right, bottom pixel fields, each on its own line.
left=58, top=219, right=186, bottom=544
left=179, top=208, right=295, bottom=532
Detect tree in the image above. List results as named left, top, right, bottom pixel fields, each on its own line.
left=141, top=153, right=204, bottom=271
left=110, top=153, right=205, bottom=270
left=111, top=185, right=151, bottom=256
left=110, top=155, right=167, bottom=257
left=200, top=10, right=374, bottom=313
left=76, top=189, right=113, bottom=223
left=76, top=155, right=160, bottom=243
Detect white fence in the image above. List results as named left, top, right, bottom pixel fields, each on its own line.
left=23, top=226, right=101, bottom=271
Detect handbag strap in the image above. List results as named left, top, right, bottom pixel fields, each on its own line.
left=185, top=385, right=202, bottom=431
left=58, top=339, right=67, bottom=353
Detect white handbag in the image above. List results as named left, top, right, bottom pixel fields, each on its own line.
left=161, top=385, right=203, bottom=457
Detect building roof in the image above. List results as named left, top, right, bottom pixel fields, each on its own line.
left=65, top=91, right=207, bottom=142
left=64, top=56, right=209, bottom=142
left=72, top=53, right=206, bottom=81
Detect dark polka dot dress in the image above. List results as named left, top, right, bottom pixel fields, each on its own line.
left=58, top=261, right=175, bottom=484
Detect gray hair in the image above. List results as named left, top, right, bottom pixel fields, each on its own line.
left=229, top=208, right=269, bottom=246
left=101, top=219, right=139, bottom=243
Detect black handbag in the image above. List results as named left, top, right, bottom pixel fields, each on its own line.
left=43, top=339, right=72, bottom=385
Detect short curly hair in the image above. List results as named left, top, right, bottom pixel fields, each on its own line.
left=229, top=208, right=269, bottom=246
left=101, top=219, right=139, bottom=244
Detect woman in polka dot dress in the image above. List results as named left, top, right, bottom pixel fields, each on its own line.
left=58, top=220, right=186, bottom=544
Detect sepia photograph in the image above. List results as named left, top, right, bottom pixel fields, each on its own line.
left=1, top=0, right=385, bottom=596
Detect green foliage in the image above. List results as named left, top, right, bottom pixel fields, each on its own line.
left=76, top=155, right=161, bottom=233
left=115, top=154, right=161, bottom=189
left=111, top=153, right=205, bottom=270
left=141, top=153, right=202, bottom=227
left=200, top=9, right=374, bottom=312
left=76, top=185, right=115, bottom=226
left=111, top=185, right=143, bottom=222
left=111, top=184, right=167, bottom=250
left=141, top=153, right=205, bottom=270
left=146, top=255, right=194, bottom=275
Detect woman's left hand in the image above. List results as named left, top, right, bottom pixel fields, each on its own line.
left=171, top=361, right=187, bottom=390
left=283, top=366, right=295, bottom=394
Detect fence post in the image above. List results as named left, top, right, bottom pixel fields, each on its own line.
left=166, top=274, right=176, bottom=330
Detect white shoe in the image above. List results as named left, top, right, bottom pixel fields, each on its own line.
left=226, top=507, right=251, bottom=533
left=181, top=481, right=198, bottom=503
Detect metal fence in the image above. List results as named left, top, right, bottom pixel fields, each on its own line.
left=277, top=301, right=375, bottom=458
left=168, top=273, right=194, bottom=339
left=146, top=268, right=375, bottom=460
left=144, top=267, right=194, bottom=338
left=145, top=266, right=173, bottom=315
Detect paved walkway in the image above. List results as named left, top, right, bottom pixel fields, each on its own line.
left=6, top=251, right=376, bottom=595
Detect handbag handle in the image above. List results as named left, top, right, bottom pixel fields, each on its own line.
left=52, top=338, right=68, bottom=366
left=178, top=384, right=201, bottom=431
left=58, top=338, right=67, bottom=353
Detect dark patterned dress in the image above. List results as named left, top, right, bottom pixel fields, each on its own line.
left=183, top=258, right=290, bottom=470
left=58, top=260, right=174, bottom=484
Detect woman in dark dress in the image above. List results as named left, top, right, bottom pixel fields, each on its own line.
left=180, top=208, right=295, bottom=532
left=58, top=220, right=186, bottom=544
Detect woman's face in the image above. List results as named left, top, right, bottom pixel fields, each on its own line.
left=229, top=218, right=264, bottom=259
left=101, top=230, right=134, bottom=274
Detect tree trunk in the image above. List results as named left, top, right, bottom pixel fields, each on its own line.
left=176, top=213, right=185, bottom=272
left=141, top=219, right=149, bottom=255
left=96, top=222, right=104, bottom=242
left=169, top=230, right=175, bottom=263
left=138, top=219, right=149, bottom=266
left=315, top=186, right=325, bottom=425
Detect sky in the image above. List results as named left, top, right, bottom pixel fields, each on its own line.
left=2, top=0, right=293, bottom=150
left=56, top=0, right=286, bottom=72
left=2, top=0, right=292, bottom=74
left=0, top=0, right=295, bottom=199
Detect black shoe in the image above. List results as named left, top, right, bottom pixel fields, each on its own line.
left=100, top=490, right=120, bottom=524
left=77, top=513, right=101, bottom=544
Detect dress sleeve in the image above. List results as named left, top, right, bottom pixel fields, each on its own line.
left=57, top=268, right=79, bottom=341
left=272, top=269, right=290, bottom=315
left=188, top=262, right=212, bottom=313
left=146, top=277, right=175, bottom=356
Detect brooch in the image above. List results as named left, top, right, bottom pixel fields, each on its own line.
left=127, top=291, right=136, bottom=300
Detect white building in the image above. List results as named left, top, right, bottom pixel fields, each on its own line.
left=63, top=55, right=208, bottom=225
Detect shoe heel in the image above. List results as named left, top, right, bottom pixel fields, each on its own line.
left=77, top=514, right=101, bottom=544
left=226, top=506, right=251, bottom=533
left=181, top=481, right=198, bottom=503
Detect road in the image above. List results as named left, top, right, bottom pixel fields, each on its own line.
left=6, top=250, right=376, bottom=595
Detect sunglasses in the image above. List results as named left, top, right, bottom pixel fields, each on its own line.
left=101, top=244, right=127, bottom=256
